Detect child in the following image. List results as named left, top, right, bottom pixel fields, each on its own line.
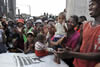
left=35, top=34, right=54, bottom=57
left=53, top=12, right=68, bottom=50
left=24, top=32, right=35, bottom=54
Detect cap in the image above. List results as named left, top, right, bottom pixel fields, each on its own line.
left=17, top=19, right=24, bottom=24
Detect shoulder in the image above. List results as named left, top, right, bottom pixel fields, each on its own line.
left=35, top=41, right=40, bottom=45
left=83, top=21, right=90, bottom=26
left=35, top=41, right=42, bottom=46
left=83, top=21, right=91, bottom=30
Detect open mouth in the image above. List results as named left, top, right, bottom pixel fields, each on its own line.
left=89, top=11, right=94, bottom=15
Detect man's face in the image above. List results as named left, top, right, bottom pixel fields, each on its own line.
left=67, top=17, right=76, bottom=30
left=26, top=21, right=32, bottom=28
left=89, top=1, right=100, bottom=18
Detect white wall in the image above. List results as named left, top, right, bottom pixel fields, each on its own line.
left=66, top=0, right=94, bottom=21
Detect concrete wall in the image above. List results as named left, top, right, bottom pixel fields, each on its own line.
left=8, top=0, right=16, bottom=20
left=0, top=0, right=5, bottom=16
left=66, top=0, right=94, bottom=21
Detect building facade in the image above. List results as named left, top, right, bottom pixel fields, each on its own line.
left=0, top=0, right=16, bottom=20
left=66, top=0, right=93, bottom=20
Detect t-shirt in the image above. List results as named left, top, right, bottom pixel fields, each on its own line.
left=35, top=41, right=48, bottom=57
left=73, top=22, right=100, bottom=67
left=55, top=22, right=67, bottom=35
left=35, top=41, right=47, bottom=51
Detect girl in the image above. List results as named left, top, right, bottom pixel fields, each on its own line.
left=24, top=32, right=35, bottom=54
left=35, top=34, right=55, bottom=57
left=52, top=12, right=68, bottom=50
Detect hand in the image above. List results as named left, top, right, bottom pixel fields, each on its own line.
left=57, top=48, right=73, bottom=59
left=66, top=47, right=72, bottom=51
left=53, top=50, right=58, bottom=56
left=57, top=48, right=66, bottom=53
left=29, top=44, right=33, bottom=49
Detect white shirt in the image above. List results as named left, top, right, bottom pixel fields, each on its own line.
left=55, top=22, right=67, bottom=35
left=35, top=41, right=54, bottom=52
left=35, top=41, right=47, bottom=50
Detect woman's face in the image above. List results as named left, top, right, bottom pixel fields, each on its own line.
left=44, top=27, right=49, bottom=34
left=26, top=21, right=32, bottom=28
left=67, top=17, right=76, bottom=30
left=27, top=35, right=34, bottom=42
left=18, top=23, right=23, bottom=27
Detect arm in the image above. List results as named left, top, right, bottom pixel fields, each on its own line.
left=70, top=51, right=100, bottom=61
left=58, top=48, right=100, bottom=61
left=63, top=23, right=68, bottom=32
left=50, top=36, right=65, bottom=46
left=24, top=43, right=31, bottom=54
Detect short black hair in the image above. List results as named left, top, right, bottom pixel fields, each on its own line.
left=70, top=15, right=79, bottom=23
left=27, top=33, right=34, bottom=37
left=79, top=16, right=87, bottom=21
left=36, top=33, right=45, bottom=42
left=91, top=0, right=100, bottom=4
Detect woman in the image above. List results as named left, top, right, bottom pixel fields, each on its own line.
left=24, top=32, right=35, bottom=54
left=61, top=15, right=80, bottom=67
left=13, top=19, right=25, bottom=52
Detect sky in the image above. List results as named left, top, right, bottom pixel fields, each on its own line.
left=16, top=0, right=66, bottom=16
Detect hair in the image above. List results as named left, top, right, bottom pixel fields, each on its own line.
left=70, top=15, right=79, bottom=23
left=58, top=12, right=66, bottom=20
left=27, top=33, right=35, bottom=37
left=36, top=33, right=45, bottom=43
left=91, top=0, right=100, bottom=4
left=79, top=16, right=87, bottom=21
left=27, top=20, right=32, bottom=24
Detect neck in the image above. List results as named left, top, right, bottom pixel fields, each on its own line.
left=94, top=16, right=100, bottom=25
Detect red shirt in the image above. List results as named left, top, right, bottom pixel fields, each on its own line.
left=73, top=22, right=100, bottom=67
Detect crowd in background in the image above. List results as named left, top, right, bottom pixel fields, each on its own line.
left=0, top=10, right=87, bottom=67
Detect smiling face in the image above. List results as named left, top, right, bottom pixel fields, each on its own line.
left=89, top=0, right=100, bottom=18
left=58, top=12, right=66, bottom=23
left=67, top=15, right=78, bottom=31
left=18, top=22, right=24, bottom=27
left=67, top=17, right=76, bottom=30
left=27, top=34, right=34, bottom=43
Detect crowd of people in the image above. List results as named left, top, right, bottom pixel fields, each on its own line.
left=0, top=0, right=100, bottom=67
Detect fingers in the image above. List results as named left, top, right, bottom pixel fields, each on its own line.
left=66, top=47, right=72, bottom=50
left=57, top=48, right=65, bottom=53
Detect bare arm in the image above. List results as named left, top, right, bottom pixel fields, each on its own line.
left=50, top=36, right=65, bottom=46
left=24, top=43, right=31, bottom=53
left=70, top=51, right=100, bottom=61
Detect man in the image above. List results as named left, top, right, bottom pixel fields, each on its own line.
left=57, top=0, right=100, bottom=67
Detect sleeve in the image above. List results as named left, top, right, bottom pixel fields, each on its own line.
left=35, top=42, right=46, bottom=50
